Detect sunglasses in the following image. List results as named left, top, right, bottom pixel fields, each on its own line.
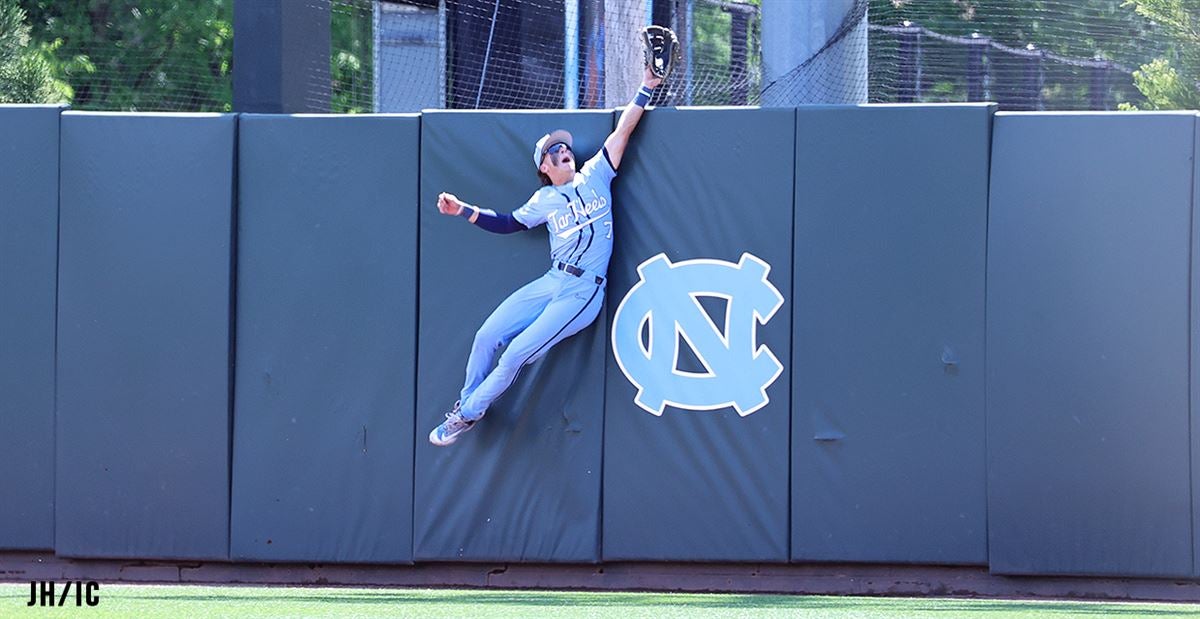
left=545, top=142, right=572, bottom=157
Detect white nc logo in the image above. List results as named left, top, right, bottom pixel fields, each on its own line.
left=611, top=252, right=784, bottom=416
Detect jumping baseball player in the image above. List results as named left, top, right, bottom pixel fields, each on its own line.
left=429, top=28, right=680, bottom=446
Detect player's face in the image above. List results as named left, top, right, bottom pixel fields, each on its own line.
left=547, top=142, right=573, bottom=168
left=541, top=142, right=575, bottom=184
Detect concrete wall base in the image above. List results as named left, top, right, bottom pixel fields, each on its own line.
left=3, top=552, right=1199, bottom=602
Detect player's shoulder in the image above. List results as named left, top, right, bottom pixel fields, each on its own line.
left=535, top=185, right=566, bottom=200
left=580, top=148, right=615, bottom=176
left=525, top=185, right=565, bottom=207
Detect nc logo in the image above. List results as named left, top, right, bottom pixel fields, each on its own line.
left=611, top=252, right=785, bottom=416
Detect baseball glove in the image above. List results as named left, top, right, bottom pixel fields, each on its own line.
left=642, top=25, right=682, bottom=81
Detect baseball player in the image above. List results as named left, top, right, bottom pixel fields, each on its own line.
left=429, top=59, right=671, bottom=446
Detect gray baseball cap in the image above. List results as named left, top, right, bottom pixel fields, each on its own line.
left=532, top=129, right=573, bottom=169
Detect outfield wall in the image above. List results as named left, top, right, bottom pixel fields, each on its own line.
left=0, top=104, right=1196, bottom=578
left=0, top=105, right=61, bottom=550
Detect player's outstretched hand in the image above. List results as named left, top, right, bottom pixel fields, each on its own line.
left=643, top=66, right=663, bottom=90
left=437, top=192, right=465, bottom=216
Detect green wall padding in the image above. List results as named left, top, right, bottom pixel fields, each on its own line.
left=0, top=105, right=62, bottom=550
left=55, top=113, right=235, bottom=560
left=602, top=107, right=793, bottom=561
left=230, top=114, right=419, bottom=563
left=987, top=112, right=1194, bottom=577
left=792, top=104, right=992, bottom=564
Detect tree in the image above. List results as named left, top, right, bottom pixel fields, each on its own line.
left=18, top=0, right=232, bottom=111
left=691, top=0, right=762, bottom=105
left=331, top=1, right=372, bottom=114
left=18, top=0, right=369, bottom=113
left=0, top=0, right=67, bottom=103
left=1122, top=0, right=1200, bottom=109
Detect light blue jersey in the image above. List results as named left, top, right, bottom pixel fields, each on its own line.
left=513, top=148, right=616, bottom=278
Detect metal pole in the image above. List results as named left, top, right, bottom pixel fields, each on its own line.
left=728, top=7, right=749, bottom=105
left=565, top=0, right=579, bottom=109
left=966, top=33, right=985, bottom=102
left=1021, top=44, right=1042, bottom=111
left=474, top=0, right=502, bottom=109
left=684, top=0, right=693, bottom=105
left=1090, top=59, right=1110, bottom=110
left=233, top=0, right=330, bottom=113
left=897, top=22, right=919, bottom=103
left=372, top=1, right=381, bottom=113
left=438, top=0, right=447, bottom=108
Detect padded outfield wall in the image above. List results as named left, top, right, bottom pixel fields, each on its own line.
left=0, top=105, right=62, bottom=550
left=0, top=104, right=1196, bottom=578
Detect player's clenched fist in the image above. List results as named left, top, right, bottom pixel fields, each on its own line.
left=437, top=192, right=465, bottom=216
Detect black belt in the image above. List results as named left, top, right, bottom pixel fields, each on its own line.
left=556, top=261, right=604, bottom=285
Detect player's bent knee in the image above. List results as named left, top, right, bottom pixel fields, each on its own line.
left=471, top=328, right=504, bottom=352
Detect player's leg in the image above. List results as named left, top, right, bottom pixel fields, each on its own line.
left=459, top=274, right=556, bottom=403
left=458, top=280, right=604, bottom=422
left=431, top=273, right=558, bottom=447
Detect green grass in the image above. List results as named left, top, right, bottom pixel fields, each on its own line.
left=2, top=583, right=1199, bottom=618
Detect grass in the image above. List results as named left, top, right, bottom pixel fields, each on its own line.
left=2, top=583, right=1200, bottom=618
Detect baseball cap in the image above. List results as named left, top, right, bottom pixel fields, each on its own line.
left=532, top=129, right=573, bottom=169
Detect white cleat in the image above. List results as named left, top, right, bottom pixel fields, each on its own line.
left=429, top=401, right=477, bottom=446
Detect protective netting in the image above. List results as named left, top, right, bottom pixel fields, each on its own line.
left=867, top=0, right=1164, bottom=110
left=360, top=0, right=782, bottom=111
left=760, top=0, right=868, bottom=106
left=10, top=0, right=1180, bottom=112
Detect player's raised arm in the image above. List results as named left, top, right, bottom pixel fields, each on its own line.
left=604, top=26, right=680, bottom=170
left=436, top=192, right=528, bottom=234
left=603, top=68, right=661, bottom=171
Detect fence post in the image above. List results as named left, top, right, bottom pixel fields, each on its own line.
left=966, top=33, right=987, bottom=102
left=233, top=0, right=330, bottom=113
left=897, top=21, right=921, bottom=101
left=1021, top=44, right=1044, bottom=111
left=897, top=21, right=921, bottom=102
left=1090, top=58, right=1111, bottom=110
left=728, top=5, right=750, bottom=105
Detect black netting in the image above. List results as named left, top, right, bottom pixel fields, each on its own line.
left=759, top=0, right=868, bottom=105
left=869, top=25, right=1148, bottom=110
left=8, top=0, right=1181, bottom=112
left=350, top=0, right=867, bottom=110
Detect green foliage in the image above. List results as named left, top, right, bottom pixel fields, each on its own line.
left=331, top=2, right=373, bottom=114
left=17, top=0, right=372, bottom=113
left=691, top=1, right=731, bottom=105
left=18, top=0, right=232, bottom=111
left=691, top=0, right=761, bottom=106
left=0, top=0, right=67, bottom=103
left=1123, top=0, right=1200, bottom=109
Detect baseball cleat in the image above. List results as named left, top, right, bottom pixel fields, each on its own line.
left=429, top=401, right=477, bottom=446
